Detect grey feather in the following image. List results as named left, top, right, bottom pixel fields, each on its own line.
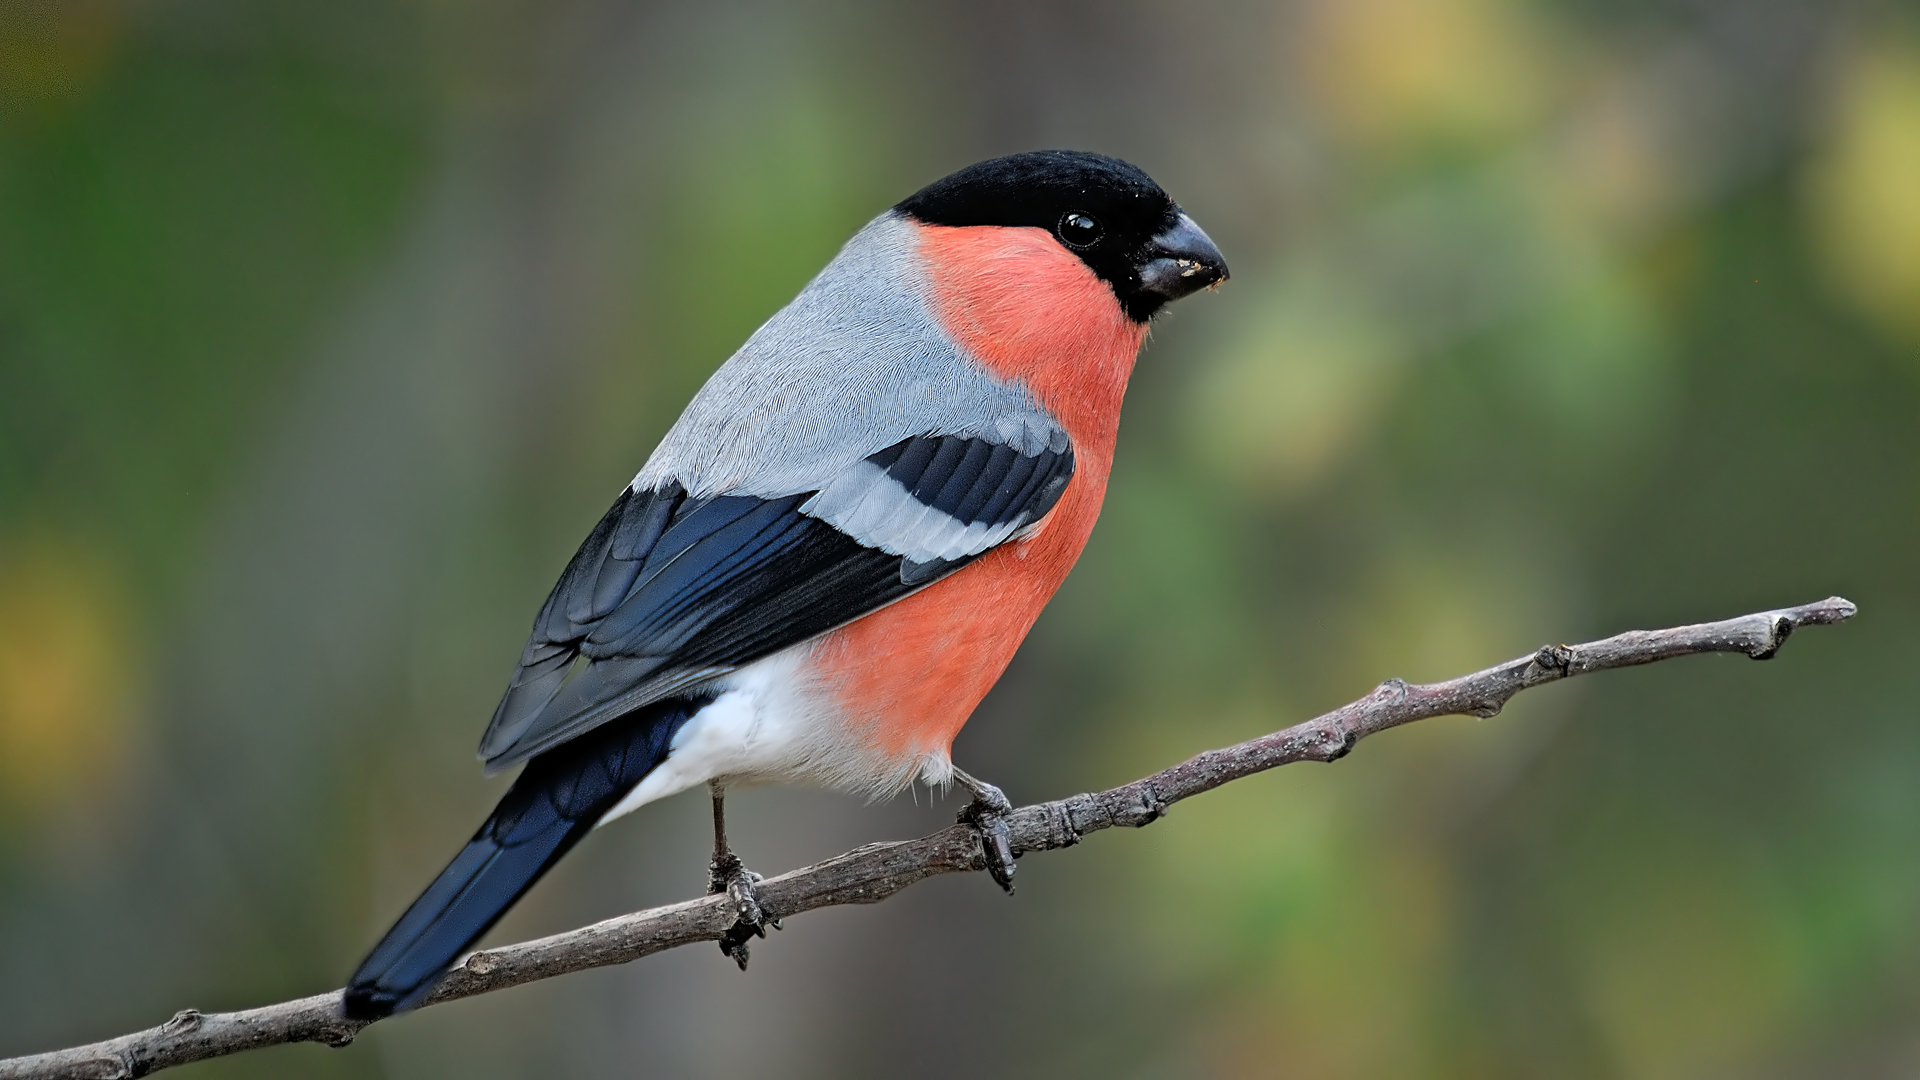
left=631, top=213, right=1066, bottom=501
left=798, top=465, right=1028, bottom=563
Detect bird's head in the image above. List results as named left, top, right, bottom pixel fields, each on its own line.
left=896, top=150, right=1229, bottom=323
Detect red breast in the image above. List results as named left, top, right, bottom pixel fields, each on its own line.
left=808, top=223, right=1149, bottom=761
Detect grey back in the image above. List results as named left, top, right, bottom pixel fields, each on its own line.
left=632, top=212, right=1064, bottom=500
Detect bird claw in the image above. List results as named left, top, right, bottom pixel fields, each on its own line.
left=709, top=851, right=777, bottom=969
left=957, top=782, right=1017, bottom=894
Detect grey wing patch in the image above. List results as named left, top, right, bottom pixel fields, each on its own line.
left=800, top=428, right=1075, bottom=585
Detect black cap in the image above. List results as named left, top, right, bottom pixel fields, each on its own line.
left=897, top=150, right=1227, bottom=321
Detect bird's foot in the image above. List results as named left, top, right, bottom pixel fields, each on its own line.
left=709, top=851, right=778, bottom=970
left=956, top=780, right=1018, bottom=894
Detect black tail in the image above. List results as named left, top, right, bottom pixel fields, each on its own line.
left=344, top=697, right=706, bottom=1019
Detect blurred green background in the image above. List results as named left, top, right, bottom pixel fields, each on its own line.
left=2, top=0, right=1917, bottom=1076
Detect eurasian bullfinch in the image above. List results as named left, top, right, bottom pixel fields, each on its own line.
left=344, top=150, right=1229, bottom=1018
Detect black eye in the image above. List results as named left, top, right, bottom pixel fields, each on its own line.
left=1059, top=212, right=1103, bottom=248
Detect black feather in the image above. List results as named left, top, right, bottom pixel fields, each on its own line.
left=952, top=442, right=1018, bottom=523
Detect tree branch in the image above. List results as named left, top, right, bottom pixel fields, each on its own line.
left=0, top=597, right=1857, bottom=1080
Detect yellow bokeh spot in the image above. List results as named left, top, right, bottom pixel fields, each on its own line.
left=1806, top=29, right=1920, bottom=344
left=1341, top=534, right=1563, bottom=693
left=1186, top=272, right=1404, bottom=499
left=1296, top=0, right=1549, bottom=151
left=0, top=538, right=131, bottom=818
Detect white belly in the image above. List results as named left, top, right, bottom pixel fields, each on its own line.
left=594, top=641, right=935, bottom=827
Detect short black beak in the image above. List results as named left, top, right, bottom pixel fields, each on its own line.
left=1136, top=212, right=1229, bottom=303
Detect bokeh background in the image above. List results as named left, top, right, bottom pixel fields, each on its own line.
left=2, top=0, right=1917, bottom=1076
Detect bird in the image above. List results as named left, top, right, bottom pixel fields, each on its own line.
left=342, top=149, right=1228, bottom=1019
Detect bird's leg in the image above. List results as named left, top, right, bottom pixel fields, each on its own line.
left=952, top=766, right=1018, bottom=893
left=707, top=781, right=775, bottom=969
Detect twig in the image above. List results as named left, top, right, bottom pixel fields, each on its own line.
left=0, top=597, right=1857, bottom=1079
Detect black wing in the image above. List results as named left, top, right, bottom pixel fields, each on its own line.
left=478, top=431, right=1075, bottom=770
